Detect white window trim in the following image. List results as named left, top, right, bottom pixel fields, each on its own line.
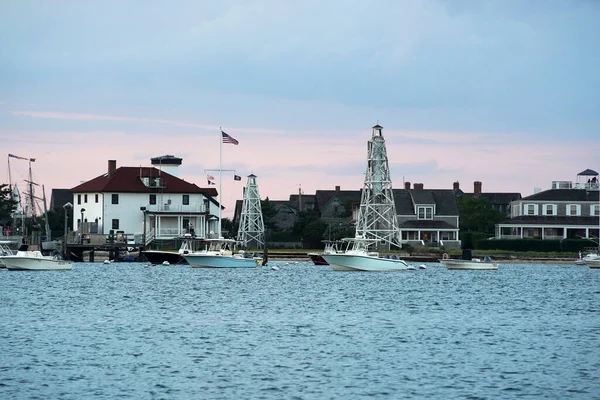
left=592, top=204, right=600, bottom=217
left=526, top=204, right=538, bottom=216
left=417, top=206, right=434, bottom=220
left=543, top=204, right=556, bottom=216
left=566, top=204, right=581, bottom=216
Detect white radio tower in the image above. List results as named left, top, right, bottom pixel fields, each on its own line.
left=355, top=124, right=401, bottom=249
left=236, top=174, right=265, bottom=249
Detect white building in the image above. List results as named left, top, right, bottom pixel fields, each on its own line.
left=70, top=157, right=220, bottom=246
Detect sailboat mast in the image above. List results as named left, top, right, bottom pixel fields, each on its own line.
left=28, top=160, right=36, bottom=220
left=42, top=185, right=51, bottom=241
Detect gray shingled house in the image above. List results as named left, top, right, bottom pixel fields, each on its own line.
left=394, top=183, right=461, bottom=249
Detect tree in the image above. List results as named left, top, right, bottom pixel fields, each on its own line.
left=0, top=184, right=18, bottom=224
left=302, top=219, right=329, bottom=248
left=221, top=217, right=234, bottom=238
left=457, top=196, right=505, bottom=234
left=261, top=198, right=278, bottom=230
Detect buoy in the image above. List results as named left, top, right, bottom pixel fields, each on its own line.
left=419, top=264, right=427, bottom=270
left=270, top=265, right=280, bottom=271
left=407, top=265, right=416, bottom=270
left=103, top=260, right=110, bottom=264
left=162, top=261, right=170, bottom=266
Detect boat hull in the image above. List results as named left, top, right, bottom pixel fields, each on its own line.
left=322, top=253, right=409, bottom=272
left=184, top=254, right=259, bottom=268
left=141, top=250, right=186, bottom=265
left=440, top=259, right=498, bottom=270
left=1, top=256, right=72, bottom=271
left=308, top=253, right=328, bottom=265
left=587, top=259, right=600, bottom=269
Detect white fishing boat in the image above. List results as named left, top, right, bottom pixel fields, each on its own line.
left=439, top=252, right=499, bottom=270
left=322, top=237, right=410, bottom=272
left=184, top=238, right=261, bottom=268
left=1, top=245, right=72, bottom=271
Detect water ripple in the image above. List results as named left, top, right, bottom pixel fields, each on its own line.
left=1, top=262, right=599, bottom=399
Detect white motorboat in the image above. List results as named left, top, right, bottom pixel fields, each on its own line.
left=183, top=238, right=261, bottom=268
left=575, top=252, right=600, bottom=266
left=1, top=245, right=72, bottom=271
left=322, top=237, right=410, bottom=272
left=439, top=252, right=499, bottom=270
left=587, top=257, right=600, bottom=269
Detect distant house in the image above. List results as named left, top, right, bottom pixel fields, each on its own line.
left=395, top=183, right=461, bottom=249
left=453, top=181, right=522, bottom=215
left=495, top=169, right=599, bottom=240
left=315, top=186, right=361, bottom=223
left=70, top=156, right=219, bottom=246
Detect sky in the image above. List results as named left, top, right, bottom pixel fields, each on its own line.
left=1, top=0, right=599, bottom=218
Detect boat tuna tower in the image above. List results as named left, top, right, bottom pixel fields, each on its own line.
left=355, top=124, right=401, bottom=250
left=236, top=174, right=266, bottom=249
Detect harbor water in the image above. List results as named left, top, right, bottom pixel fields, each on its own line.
left=1, top=262, right=599, bottom=399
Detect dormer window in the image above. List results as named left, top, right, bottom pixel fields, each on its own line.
left=417, top=206, right=433, bottom=219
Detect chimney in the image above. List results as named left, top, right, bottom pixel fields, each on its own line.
left=453, top=181, right=460, bottom=191
left=474, top=181, right=482, bottom=197
left=414, top=183, right=424, bottom=190
left=404, top=182, right=411, bottom=190
left=335, top=186, right=340, bottom=192
left=108, top=160, right=117, bottom=175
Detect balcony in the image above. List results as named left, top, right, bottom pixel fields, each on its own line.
left=145, top=204, right=207, bottom=213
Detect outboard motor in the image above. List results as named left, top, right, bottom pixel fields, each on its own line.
left=461, top=249, right=472, bottom=260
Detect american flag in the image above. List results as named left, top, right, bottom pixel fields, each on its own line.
left=221, top=131, right=239, bottom=145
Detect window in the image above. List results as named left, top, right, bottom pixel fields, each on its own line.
left=526, top=204, right=536, bottom=215
left=112, top=194, right=119, bottom=204
left=95, top=194, right=99, bottom=203
left=593, top=204, right=599, bottom=217
left=567, top=204, right=580, bottom=216
left=183, top=195, right=189, bottom=205
left=112, top=219, right=119, bottom=229
left=84, top=194, right=88, bottom=203
left=417, top=206, right=433, bottom=219
left=149, top=194, right=157, bottom=205
left=544, top=204, right=556, bottom=216
left=77, top=194, right=81, bottom=205
left=204, top=199, right=210, bottom=212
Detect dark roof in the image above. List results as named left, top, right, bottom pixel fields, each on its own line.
left=523, top=189, right=599, bottom=202
left=151, top=155, right=182, bottom=166
left=314, top=190, right=360, bottom=212
left=71, top=166, right=217, bottom=196
left=399, top=220, right=458, bottom=229
left=49, top=189, right=73, bottom=210
left=478, top=193, right=522, bottom=204
left=578, top=169, right=598, bottom=176
left=459, top=192, right=522, bottom=204
left=394, top=189, right=459, bottom=216
left=499, top=216, right=599, bottom=226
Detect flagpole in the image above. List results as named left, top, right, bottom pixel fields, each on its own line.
left=218, top=127, right=223, bottom=238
